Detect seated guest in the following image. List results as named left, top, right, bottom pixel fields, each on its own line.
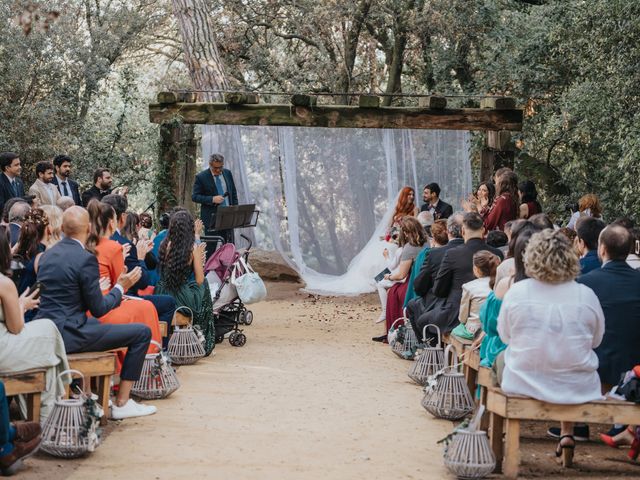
left=15, top=209, right=48, bottom=295
left=149, top=211, right=172, bottom=286
left=102, top=195, right=174, bottom=326
left=7, top=201, right=30, bottom=247
left=558, top=226, right=576, bottom=243
left=156, top=210, right=215, bottom=355
left=35, top=206, right=156, bottom=420
left=138, top=212, right=156, bottom=241
left=497, top=229, right=604, bottom=457
left=567, top=193, right=603, bottom=230
left=484, top=171, right=518, bottom=231
left=86, top=201, right=162, bottom=354
left=406, top=218, right=455, bottom=337
left=575, top=216, right=605, bottom=274
left=375, top=235, right=403, bottom=324
left=494, top=220, right=537, bottom=287
left=375, top=217, right=428, bottom=341
left=0, top=225, right=70, bottom=422
left=40, top=205, right=63, bottom=244
left=529, top=213, right=553, bottom=230
left=626, top=228, right=640, bottom=269
left=518, top=180, right=541, bottom=219
left=122, top=211, right=140, bottom=243
left=451, top=251, right=500, bottom=340
left=421, top=183, right=453, bottom=220
left=56, top=196, right=75, bottom=211
left=0, top=381, right=42, bottom=475
left=462, top=181, right=496, bottom=221
left=419, top=212, right=503, bottom=341
left=486, top=230, right=508, bottom=251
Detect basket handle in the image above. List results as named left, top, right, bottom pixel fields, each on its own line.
left=389, top=317, right=405, bottom=330
left=468, top=405, right=485, bottom=432
left=150, top=340, right=163, bottom=353
left=444, top=344, right=461, bottom=372
left=174, top=306, right=194, bottom=327
left=56, top=369, right=85, bottom=398
left=421, top=323, right=442, bottom=344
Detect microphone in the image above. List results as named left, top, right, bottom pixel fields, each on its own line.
left=144, top=200, right=156, bottom=212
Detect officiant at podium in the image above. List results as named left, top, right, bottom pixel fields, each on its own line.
left=192, top=153, right=239, bottom=255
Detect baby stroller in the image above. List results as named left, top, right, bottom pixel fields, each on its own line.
left=204, top=234, right=254, bottom=347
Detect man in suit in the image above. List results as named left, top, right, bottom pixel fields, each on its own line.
left=35, top=206, right=157, bottom=420
left=51, top=155, right=81, bottom=206
left=7, top=201, right=30, bottom=247
left=417, top=212, right=503, bottom=339
left=578, top=225, right=640, bottom=388
left=0, top=152, right=25, bottom=215
left=192, top=153, right=239, bottom=255
left=28, top=161, right=60, bottom=206
left=102, top=194, right=176, bottom=337
left=81, top=168, right=113, bottom=207
left=576, top=216, right=605, bottom=274
left=420, top=182, right=453, bottom=220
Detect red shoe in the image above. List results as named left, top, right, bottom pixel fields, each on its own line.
left=628, top=437, right=639, bottom=461
left=600, top=426, right=635, bottom=449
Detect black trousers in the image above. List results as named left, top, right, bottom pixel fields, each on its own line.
left=60, top=318, right=151, bottom=382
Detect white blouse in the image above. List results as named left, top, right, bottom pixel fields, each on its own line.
left=497, top=278, right=605, bottom=404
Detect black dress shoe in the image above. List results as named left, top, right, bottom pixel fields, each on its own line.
left=372, top=335, right=386, bottom=342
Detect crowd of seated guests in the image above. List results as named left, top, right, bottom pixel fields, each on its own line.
left=376, top=169, right=640, bottom=461
left=0, top=184, right=218, bottom=473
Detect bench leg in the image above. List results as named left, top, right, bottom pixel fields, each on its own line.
left=466, top=366, right=477, bottom=395
left=97, top=375, right=110, bottom=426
left=489, top=412, right=504, bottom=473
left=26, top=393, right=40, bottom=423
left=479, top=386, right=489, bottom=431
left=503, top=419, right=521, bottom=479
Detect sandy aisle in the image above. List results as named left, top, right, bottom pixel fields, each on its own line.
left=22, top=283, right=451, bottom=480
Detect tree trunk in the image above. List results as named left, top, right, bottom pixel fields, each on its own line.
left=336, top=0, right=372, bottom=104
left=171, top=0, right=228, bottom=101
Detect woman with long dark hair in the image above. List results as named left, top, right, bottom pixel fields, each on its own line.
left=156, top=210, right=215, bottom=355
left=484, top=171, right=518, bottom=231
left=121, top=211, right=139, bottom=243
left=86, top=201, right=162, bottom=355
left=518, top=180, right=542, bottom=219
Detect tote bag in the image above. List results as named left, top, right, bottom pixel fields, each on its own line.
left=231, top=256, right=267, bottom=304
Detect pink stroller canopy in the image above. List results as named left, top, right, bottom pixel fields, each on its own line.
left=204, top=243, right=239, bottom=280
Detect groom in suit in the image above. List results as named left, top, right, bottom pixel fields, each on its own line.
left=0, top=152, right=25, bottom=215
left=192, top=153, right=238, bottom=255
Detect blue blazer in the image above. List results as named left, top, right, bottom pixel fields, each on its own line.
left=35, top=237, right=122, bottom=338
left=192, top=168, right=238, bottom=230
left=577, top=260, right=640, bottom=385
left=51, top=176, right=81, bottom=206
left=0, top=174, right=25, bottom=214
left=580, top=250, right=601, bottom=274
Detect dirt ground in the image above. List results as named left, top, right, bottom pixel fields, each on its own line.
left=17, top=282, right=640, bottom=479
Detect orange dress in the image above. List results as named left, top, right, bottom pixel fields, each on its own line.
left=94, top=238, right=162, bottom=356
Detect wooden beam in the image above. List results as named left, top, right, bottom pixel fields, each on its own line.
left=290, top=94, right=317, bottom=107
left=418, top=96, right=447, bottom=110
left=358, top=95, right=380, bottom=108
left=224, top=92, right=260, bottom=105
left=149, top=103, right=523, bottom=131
left=481, top=97, right=516, bottom=110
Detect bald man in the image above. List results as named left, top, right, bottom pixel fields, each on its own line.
left=34, top=206, right=158, bottom=420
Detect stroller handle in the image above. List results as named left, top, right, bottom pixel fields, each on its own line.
left=240, top=234, right=252, bottom=251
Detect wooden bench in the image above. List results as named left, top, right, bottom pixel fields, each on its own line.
left=67, top=352, right=117, bottom=425
left=485, top=386, right=640, bottom=478
left=443, top=333, right=478, bottom=391
left=160, top=321, right=168, bottom=337
left=0, top=369, right=46, bottom=422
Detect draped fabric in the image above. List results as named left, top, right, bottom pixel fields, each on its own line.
left=201, top=125, right=472, bottom=295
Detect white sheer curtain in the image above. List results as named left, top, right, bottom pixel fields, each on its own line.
left=202, top=125, right=472, bottom=295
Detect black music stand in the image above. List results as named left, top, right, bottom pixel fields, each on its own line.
left=202, top=204, right=259, bottom=254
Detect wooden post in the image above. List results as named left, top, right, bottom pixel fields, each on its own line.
left=503, top=419, right=521, bottom=479
left=418, top=96, right=447, bottom=110
left=157, top=120, right=197, bottom=214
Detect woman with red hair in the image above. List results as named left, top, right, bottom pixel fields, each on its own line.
left=391, top=187, right=419, bottom=225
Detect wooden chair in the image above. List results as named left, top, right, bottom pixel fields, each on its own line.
left=67, top=352, right=117, bottom=425
left=0, top=369, right=46, bottom=422
left=485, top=386, right=640, bottom=478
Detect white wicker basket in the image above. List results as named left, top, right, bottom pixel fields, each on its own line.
left=408, top=324, right=445, bottom=385
left=422, top=344, right=475, bottom=420
left=443, top=406, right=496, bottom=479
left=391, top=310, right=419, bottom=360
left=132, top=341, right=180, bottom=399
left=41, top=370, right=101, bottom=458
left=168, top=307, right=205, bottom=365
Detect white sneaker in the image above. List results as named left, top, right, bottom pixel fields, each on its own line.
left=110, top=399, right=157, bottom=420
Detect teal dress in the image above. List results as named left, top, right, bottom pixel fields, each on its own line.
left=156, top=269, right=216, bottom=356
left=479, top=291, right=506, bottom=367
left=403, top=246, right=430, bottom=308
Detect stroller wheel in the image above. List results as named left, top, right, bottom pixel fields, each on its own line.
left=215, top=334, right=225, bottom=344
left=238, top=310, right=246, bottom=324
left=244, top=311, right=253, bottom=325
left=233, top=333, right=247, bottom=347
left=228, top=332, right=238, bottom=345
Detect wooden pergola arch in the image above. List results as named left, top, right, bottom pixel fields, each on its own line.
left=149, top=91, right=523, bottom=211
